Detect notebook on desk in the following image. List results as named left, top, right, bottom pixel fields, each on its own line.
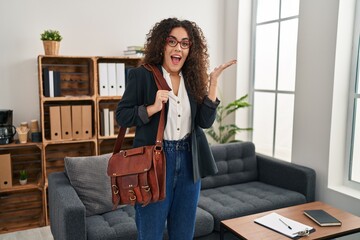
left=254, top=212, right=315, bottom=239
left=304, top=209, right=342, bottom=227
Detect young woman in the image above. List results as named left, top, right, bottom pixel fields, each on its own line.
left=116, top=17, right=236, bottom=240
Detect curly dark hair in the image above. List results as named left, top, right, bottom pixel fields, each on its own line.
left=143, top=18, right=209, bottom=103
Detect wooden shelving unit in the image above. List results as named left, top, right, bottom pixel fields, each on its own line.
left=0, top=55, right=141, bottom=234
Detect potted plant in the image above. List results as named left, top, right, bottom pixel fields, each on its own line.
left=206, top=94, right=252, bottom=143
left=19, top=170, right=28, bottom=185
left=40, top=29, right=63, bottom=55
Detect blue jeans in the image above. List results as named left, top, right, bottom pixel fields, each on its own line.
left=135, top=135, right=201, bottom=240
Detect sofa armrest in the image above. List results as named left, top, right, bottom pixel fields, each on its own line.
left=256, top=153, right=316, bottom=202
left=48, top=172, right=86, bottom=240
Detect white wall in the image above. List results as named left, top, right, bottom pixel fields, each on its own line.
left=293, top=0, right=360, bottom=216
left=235, top=0, right=252, bottom=141
left=0, top=0, right=232, bottom=128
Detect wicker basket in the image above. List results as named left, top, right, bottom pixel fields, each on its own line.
left=43, top=41, right=60, bottom=55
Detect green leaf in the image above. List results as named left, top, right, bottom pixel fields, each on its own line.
left=41, top=29, right=63, bottom=41
left=206, top=94, right=252, bottom=143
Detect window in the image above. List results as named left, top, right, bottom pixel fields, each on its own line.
left=328, top=0, right=360, bottom=198
left=251, top=0, right=299, bottom=161
left=348, top=1, right=360, bottom=184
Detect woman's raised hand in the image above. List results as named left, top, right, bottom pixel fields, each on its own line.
left=208, top=59, right=237, bottom=101
left=209, top=59, right=237, bottom=86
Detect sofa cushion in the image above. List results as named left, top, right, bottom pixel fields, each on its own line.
left=87, top=205, right=137, bottom=240
left=194, top=207, right=215, bottom=237
left=198, top=181, right=307, bottom=231
left=64, top=153, right=113, bottom=217
left=201, top=142, right=258, bottom=190
left=86, top=205, right=212, bottom=240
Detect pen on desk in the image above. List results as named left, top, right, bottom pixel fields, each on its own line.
left=279, top=218, right=292, bottom=230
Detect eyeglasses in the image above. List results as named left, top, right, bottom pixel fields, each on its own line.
left=166, top=37, right=192, bottom=49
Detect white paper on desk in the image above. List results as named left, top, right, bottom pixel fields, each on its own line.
left=254, top=212, right=314, bottom=239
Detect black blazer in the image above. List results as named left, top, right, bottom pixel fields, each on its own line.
left=116, top=65, right=219, bottom=182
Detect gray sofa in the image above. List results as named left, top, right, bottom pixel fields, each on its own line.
left=48, top=141, right=315, bottom=240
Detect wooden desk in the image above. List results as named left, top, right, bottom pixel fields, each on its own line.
left=220, top=201, right=360, bottom=240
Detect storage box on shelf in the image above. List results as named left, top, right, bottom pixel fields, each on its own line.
left=0, top=188, right=45, bottom=233
left=0, top=143, right=43, bottom=192
left=96, top=56, right=140, bottom=98
left=38, top=55, right=95, bottom=99
left=98, top=100, right=118, bottom=138
left=43, top=141, right=97, bottom=180
left=42, top=100, right=95, bottom=142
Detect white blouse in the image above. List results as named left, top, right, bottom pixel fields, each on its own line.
left=162, top=67, right=191, bottom=141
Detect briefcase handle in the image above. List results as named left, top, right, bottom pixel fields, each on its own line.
left=113, top=64, right=171, bottom=154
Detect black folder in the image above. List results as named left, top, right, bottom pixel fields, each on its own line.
left=304, top=210, right=342, bottom=226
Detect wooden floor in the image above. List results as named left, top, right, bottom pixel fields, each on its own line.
left=0, top=226, right=359, bottom=240
left=0, top=226, right=53, bottom=240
